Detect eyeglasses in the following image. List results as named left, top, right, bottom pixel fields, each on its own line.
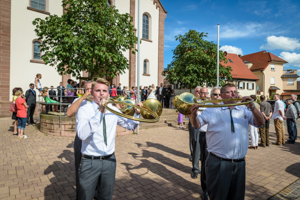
left=200, top=92, right=209, bottom=95
left=213, top=93, right=221, bottom=96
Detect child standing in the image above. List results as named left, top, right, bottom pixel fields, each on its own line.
left=15, top=91, right=29, bottom=139
left=177, top=111, right=184, bottom=129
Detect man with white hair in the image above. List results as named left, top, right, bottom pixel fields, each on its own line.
left=271, top=94, right=286, bottom=146
left=291, top=94, right=300, bottom=118
left=286, top=99, right=297, bottom=144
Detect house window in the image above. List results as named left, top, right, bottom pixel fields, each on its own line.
left=238, top=82, right=244, bottom=89
left=288, top=78, right=294, bottom=85
left=31, top=0, right=45, bottom=11
left=271, top=77, right=275, bottom=85
left=142, top=14, right=149, bottom=40
left=143, top=60, right=149, bottom=75
left=271, top=64, right=275, bottom=71
left=247, top=83, right=254, bottom=90
left=33, top=41, right=41, bottom=60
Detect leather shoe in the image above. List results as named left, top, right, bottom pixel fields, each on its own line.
left=201, top=192, right=208, bottom=200
left=286, top=140, right=295, bottom=144
left=191, top=172, right=198, bottom=179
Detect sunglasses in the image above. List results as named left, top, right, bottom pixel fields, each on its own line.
left=213, top=93, right=221, bottom=96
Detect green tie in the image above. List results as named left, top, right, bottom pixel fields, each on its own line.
left=103, top=115, right=107, bottom=146
left=230, top=109, right=235, bottom=133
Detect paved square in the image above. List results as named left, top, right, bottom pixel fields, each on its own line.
left=0, top=118, right=299, bottom=200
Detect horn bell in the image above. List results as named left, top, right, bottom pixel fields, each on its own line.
left=141, top=98, right=162, bottom=119
left=174, top=92, right=197, bottom=115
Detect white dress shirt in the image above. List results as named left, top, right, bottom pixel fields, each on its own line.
left=197, top=105, right=257, bottom=159
left=68, top=98, right=91, bottom=132
left=198, top=107, right=207, bottom=132
left=76, top=101, right=140, bottom=156
left=271, top=100, right=284, bottom=121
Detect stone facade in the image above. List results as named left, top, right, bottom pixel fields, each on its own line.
left=0, top=0, right=11, bottom=117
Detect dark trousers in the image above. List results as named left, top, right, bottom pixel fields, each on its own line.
left=74, top=134, right=82, bottom=200
left=78, top=154, right=116, bottom=200
left=157, top=95, right=163, bottom=105
left=287, top=118, right=297, bottom=143
left=189, top=121, right=200, bottom=173
left=206, top=153, right=245, bottom=200
left=259, top=120, right=270, bottom=146
left=199, top=132, right=207, bottom=193
left=164, top=97, right=170, bottom=108
left=27, top=103, right=35, bottom=123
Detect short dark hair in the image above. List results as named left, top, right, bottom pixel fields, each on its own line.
left=67, top=79, right=73, bottom=84
left=29, top=83, right=34, bottom=87
left=260, top=95, right=266, bottom=101
left=250, top=95, right=257, bottom=101
left=221, top=83, right=237, bottom=93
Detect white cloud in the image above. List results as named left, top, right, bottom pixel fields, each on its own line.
left=260, top=36, right=300, bottom=51
left=177, top=21, right=185, bottom=25
left=164, top=44, right=171, bottom=48
left=220, top=22, right=285, bottom=39
left=164, top=27, right=186, bottom=42
left=220, top=45, right=243, bottom=55
left=280, top=52, right=300, bottom=67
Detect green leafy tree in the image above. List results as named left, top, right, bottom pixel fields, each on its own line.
left=33, top=0, right=137, bottom=79
left=163, top=30, right=232, bottom=92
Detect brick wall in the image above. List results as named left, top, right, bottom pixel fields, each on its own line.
left=157, top=1, right=167, bottom=86
left=129, top=0, right=136, bottom=88
left=0, top=0, right=11, bottom=117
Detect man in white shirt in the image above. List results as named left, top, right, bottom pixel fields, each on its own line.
left=76, top=78, right=142, bottom=200
left=66, top=80, right=92, bottom=200
left=188, top=86, right=201, bottom=166
left=155, top=83, right=164, bottom=105
left=271, top=94, right=286, bottom=146
left=190, top=83, right=264, bottom=200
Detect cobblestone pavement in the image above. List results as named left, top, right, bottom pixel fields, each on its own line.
left=270, top=178, right=300, bottom=200
left=0, top=117, right=300, bottom=200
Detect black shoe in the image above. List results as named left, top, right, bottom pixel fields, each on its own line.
left=272, top=142, right=282, bottom=146
left=191, top=172, right=198, bottom=179
left=286, top=140, right=295, bottom=144
left=13, top=133, right=18, bottom=136
left=31, top=122, right=36, bottom=124
left=200, top=192, right=208, bottom=200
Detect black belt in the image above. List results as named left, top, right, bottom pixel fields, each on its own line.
left=82, top=153, right=114, bottom=160
left=210, top=152, right=244, bottom=162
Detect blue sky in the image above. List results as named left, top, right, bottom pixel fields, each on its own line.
left=161, top=0, right=300, bottom=74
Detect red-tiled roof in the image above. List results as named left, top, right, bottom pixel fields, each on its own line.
left=241, top=50, right=288, bottom=72
left=220, top=53, right=258, bottom=80
left=281, top=92, right=300, bottom=96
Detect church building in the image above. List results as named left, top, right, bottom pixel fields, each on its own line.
left=0, top=0, right=167, bottom=116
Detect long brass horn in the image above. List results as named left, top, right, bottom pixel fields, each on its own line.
left=86, top=95, right=162, bottom=122
left=174, top=92, right=254, bottom=115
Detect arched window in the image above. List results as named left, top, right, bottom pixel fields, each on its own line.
left=143, top=60, right=149, bottom=74
left=31, top=0, right=45, bottom=11
left=33, top=41, right=41, bottom=60
left=142, top=14, right=149, bottom=40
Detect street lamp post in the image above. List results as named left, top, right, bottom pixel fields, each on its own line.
left=217, top=24, right=220, bottom=88
left=136, top=0, right=141, bottom=135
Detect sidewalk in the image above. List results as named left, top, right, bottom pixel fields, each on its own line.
left=0, top=117, right=299, bottom=200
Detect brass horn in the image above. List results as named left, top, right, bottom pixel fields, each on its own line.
left=86, top=95, right=162, bottom=122
left=174, top=92, right=254, bottom=115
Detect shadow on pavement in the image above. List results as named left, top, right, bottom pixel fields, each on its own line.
left=44, top=146, right=76, bottom=199
left=286, top=162, right=300, bottom=178
left=121, top=157, right=199, bottom=194
left=129, top=150, right=191, bottom=173
left=245, top=182, right=273, bottom=200
left=136, top=142, right=190, bottom=159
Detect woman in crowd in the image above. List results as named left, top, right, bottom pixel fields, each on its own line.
left=249, top=95, right=260, bottom=149
left=147, top=84, right=157, bottom=99
left=177, top=110, right=184, bottom=129
left=15, top=90, right=29, bottom=139
left=123, top=86, right=129, bottom=99
left=11, top=87, right=22, bottom=135
left=67, top=79, right=75, bottom=103
left=35, top=73, right=43, bottom=95
left=43, top=87, right=59, bottom=112
left=130, top=86, right=135, bottom=100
